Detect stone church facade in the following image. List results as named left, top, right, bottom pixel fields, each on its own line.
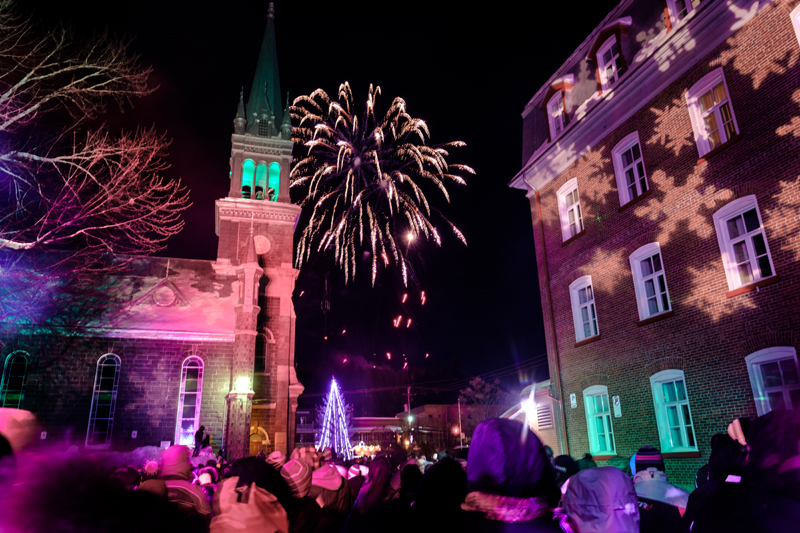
left=0, top=3, right=302, bottom=460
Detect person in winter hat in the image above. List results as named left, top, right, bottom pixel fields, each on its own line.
left=310, top=463, right=353, bottom=532
left=461, top=418, right=568, bottom=532
left=267, top=450, right=287, bottom=469
left=632, top=446, right=689, bottom=533
left=280, top=458, right=322, bottom=533
left=411, top=457, right=467, bottom=533
left=160, top=445, right=212, bottom=521
left=562, top=466, right=639, bottom=533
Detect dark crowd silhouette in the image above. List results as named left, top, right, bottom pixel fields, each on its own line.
left=0, top=408, right=798, bottom=532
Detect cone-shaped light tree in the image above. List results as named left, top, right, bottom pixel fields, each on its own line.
left=316, top=377, right=353, bottom=460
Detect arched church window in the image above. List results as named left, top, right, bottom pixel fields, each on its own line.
left=176, top=356, right=204, bottom=446
left=1, top=351, right=30, bottom=408
left=242, top=159, right=256, bottom=198
left=268, top=162, right=281, bottom=201
left=255, top=334, right=268, bottom=374
left=86, top=354, right=121, bottom=447
left=255, top=163, right=268, bottom=199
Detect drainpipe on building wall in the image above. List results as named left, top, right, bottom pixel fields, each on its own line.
left=535, top=190, right=569, bottom=456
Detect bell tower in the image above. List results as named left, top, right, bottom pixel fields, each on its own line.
left=215, top=2, right=303, bottom=459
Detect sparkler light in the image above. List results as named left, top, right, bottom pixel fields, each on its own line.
left=316, top=378, right=353, bottom=460
left=291, top=83, right=472, bottom=286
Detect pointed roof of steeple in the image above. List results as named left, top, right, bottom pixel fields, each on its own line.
left=247, top=2, right=283, bottom=129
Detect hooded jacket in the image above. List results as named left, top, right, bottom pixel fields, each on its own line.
left=562, top=466, right=639, bottom=533
left=461, top=418, right=567, bottom=533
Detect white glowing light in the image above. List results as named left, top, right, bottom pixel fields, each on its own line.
left=408, top=415, right=414, bottom=423
left=233, top=376, right=252, bottom=393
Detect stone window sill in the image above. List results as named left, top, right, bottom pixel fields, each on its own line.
left=618, top=188, right=653, bottom=213
left=697, top=133, right=743, bottom=164
left=561, top=229, right=586, bottom=247
left=637, top=310, right=675, bottom=327
left=662, top=451, right=701, bottom=459
left=726, top=275, right=781, bottom=299
left=575, top=334, right=602, bottom=348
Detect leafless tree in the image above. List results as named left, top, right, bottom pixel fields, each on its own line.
left=459, top=376, right=513, bottom=435
left=0, top=0, right=189, bottom=273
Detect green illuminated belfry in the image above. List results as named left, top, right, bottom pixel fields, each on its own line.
left=229, top=1, right=291, bottom=202
left=215, top=1, right=303, bottom=459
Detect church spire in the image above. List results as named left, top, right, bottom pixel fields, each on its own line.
left=281, top=92, right=292, bottom=139
left=246, top=2, right=282, bottom=136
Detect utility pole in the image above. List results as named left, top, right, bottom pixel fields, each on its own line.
left=458, top=398, right=463, bottom=447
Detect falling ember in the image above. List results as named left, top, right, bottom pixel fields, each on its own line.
left=406, top=318, right=412, bottom=328
left=402, top=293, right=408, bottom=303
left=342, top=329, right=346, bottom=334
left=386, top=353, right=391, bottom=359
left=421, top=291, right=426, bottom=305
left=343, top=358, right=348, bottom=363
left=291, top=82, right=471, bottom=287
left=425, top=353, right=429, bottom=358
left=299, top=291, right=305, bottom=297
left=403, top=362, right=408, bottom=369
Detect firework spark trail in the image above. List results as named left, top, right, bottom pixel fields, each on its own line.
left=291, top=82, right=472, bottom=286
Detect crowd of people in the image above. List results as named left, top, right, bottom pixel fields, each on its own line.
left=0, top=407, right=798, bottom=532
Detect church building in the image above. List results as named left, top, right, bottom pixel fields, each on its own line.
left=0, top=3, right=302, bottom=460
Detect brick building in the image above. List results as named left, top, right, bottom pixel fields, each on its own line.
left=0, top=3, right=303, bottom=460
left=510, top=0, right=800, bottom=486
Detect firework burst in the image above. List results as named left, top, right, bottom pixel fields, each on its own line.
left=291, top=82, right=472, bottom=286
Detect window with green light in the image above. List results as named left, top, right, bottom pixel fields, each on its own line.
left=242, top=159, right=255, bottom=199
left=268, top=162, right=281, bottom=201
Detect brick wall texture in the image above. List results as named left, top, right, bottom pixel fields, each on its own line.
left=528, top=0, right=800, bottom=487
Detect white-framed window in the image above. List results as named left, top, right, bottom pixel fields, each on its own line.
left=712, top=195, right=775, bottom=291
left=612, top=132, right=649, bottom=206
left=597, top=35, right=623, bottom=91
left=0, top=351, right=30, bottom=409
left=569, top=275, right=599, bottom=342
left=175, top=356, right=204, bottom=446
left=86, top=354, right=121, bottom=448
left=650, top=370, right=697, bottom=452
left=547, top=92, right=567, bottom=140
left=745, top=347, right=800, bottom=416
left=686, top=68, right=739, bottom=157
left=792, top=4, right=800, bottom=47
left=583, top=385, right=615, bottom=455
left=629, top=242, right=672, bottom=320
left=557, top=178, right=584, bottom=242
left=667, top=0, right=699, bottom=26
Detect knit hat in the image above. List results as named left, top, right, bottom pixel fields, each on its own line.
left=281, top=458, right=312, bottom=498
left=266, top=450, right=286, bottom=469
left=291, top=446, right=321, bottom=470
left=348, top=465, right=361, bottom=479
left=311, top=463, right=343, bottom=491
left=141, top=459, right=160, bottom=479
left=320, top=447, right=332, bottom=464
left=635, top=446, right=665, bottom=473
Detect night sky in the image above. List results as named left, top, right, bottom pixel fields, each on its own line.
left=20, top=0, right=620, bottom=411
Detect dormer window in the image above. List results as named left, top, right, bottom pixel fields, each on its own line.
left=547, top=93, right=566, bottom=140
left=540, top=75, right=574, bottom=142
left=667, top=0, right=698, bottom=26
left=586, top=17, right=631, bottom=95
left=598, top=36, right=623, bottom=90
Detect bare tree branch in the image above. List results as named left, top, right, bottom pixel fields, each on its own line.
left=0, top=0, right=188, bottom=273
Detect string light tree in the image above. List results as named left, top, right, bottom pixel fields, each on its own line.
left=316, top=377, right=353, bottom=460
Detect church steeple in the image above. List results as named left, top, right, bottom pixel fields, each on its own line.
left=246, top=2, right=282, bottom=137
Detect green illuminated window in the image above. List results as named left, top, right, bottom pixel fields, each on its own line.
left=255, top=163, right=268, bottom=199
left=268, top=162, right=281, bottom=201
left=1, top=351, right=29, bottom=409
left=242, top=159, right=256, bottom=199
